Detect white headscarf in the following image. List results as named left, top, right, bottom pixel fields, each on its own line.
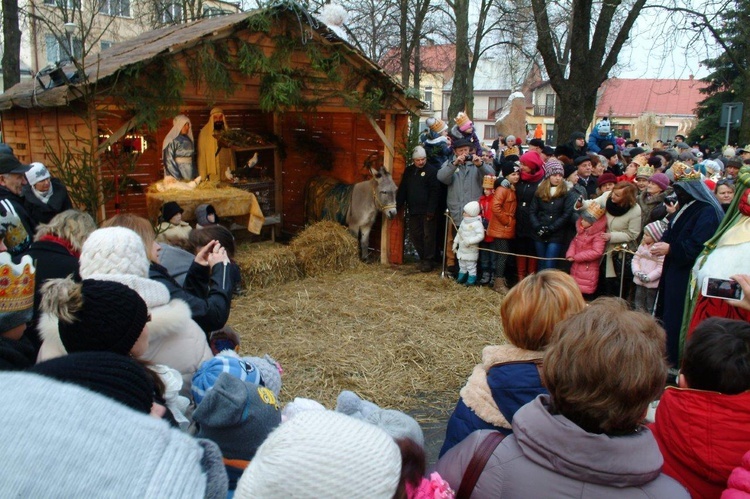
left=161, top=115, right=193, bottom=151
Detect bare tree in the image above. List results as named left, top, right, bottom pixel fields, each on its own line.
left=530, top=0, right=647, bottom=143
left=2, top=0, right=22, bottom=89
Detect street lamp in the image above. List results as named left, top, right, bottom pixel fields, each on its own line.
left=63, top=22, right=76, bottom=60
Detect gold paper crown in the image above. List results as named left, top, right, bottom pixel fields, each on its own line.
left=483, top=175, right=497, bottom=189
left=428, top=118, right=447, bottom=133
left=455, top=112, right=471, bottom=127
left=672, top=161, right=702, bottom=182
left=631, top=155, right=648, bottom=167
left=0, top=253, right=35, bottom=313
left=636, top=165, right=654, bottom=179
left=583, top=200, right=606, bottom=221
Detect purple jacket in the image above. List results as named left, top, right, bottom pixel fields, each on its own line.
left=433, top=396, right=689, bottom=498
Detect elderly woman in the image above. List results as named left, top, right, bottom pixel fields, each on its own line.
left=439, top=270, right=585, bottom=457
left=714, top=178, right=736, bottom=213
left=434, top=298, right=688, bottom=498
left=26, top=210, right=96, bottom=349
left=590, top=181, right=642, bottom=297
left=22, top=162, right=73, bottom=226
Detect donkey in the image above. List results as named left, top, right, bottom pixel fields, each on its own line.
left=305, top=166, right=398, bottom=260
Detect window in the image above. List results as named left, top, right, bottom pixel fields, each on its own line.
left=160, top=2, right=183, bottom=23
left=658, top=126, right=678, bottom=142
left=44, top=0, right=79, bottom=7
left=45, top=34, right=82, bottom=64
left=484, top=124, right=496, bottom=141
left=423, top=86, right=432, bottom=110
left=99, top=0, right=130, bottom=17
left=202, top=6, right=230, bottom=18
left=101, top=40, right=113, bottom=50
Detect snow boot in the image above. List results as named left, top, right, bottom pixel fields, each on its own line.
left=479, top=271, right=492, bottom=286
left=493, top=277, right=509, bottom=294
left=456, top=272, right=468, bottom=284
left=466, top=274, right=478, bottom=286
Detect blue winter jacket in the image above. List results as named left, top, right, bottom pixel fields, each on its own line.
left=439, top=361, right=547, bottom=457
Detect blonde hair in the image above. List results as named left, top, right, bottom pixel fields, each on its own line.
left=543, top=297, right=667, bottom=434
left=500, top=270, right=585, bottom=351
left=536, top=176, right=569, bottom=202
left=34, top=210, right=97, bottom=252
left=102, top=213, right=157, bottom=263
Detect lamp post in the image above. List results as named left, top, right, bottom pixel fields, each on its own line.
left=63, top=22, right=76, bottom=60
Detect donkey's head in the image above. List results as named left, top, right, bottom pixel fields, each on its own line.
left=369, top=166, right=398, bottom=219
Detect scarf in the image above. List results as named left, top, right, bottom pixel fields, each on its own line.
left=521, top=167, right=544, bottom=183
left=37, top=234, right=79, bottom=257
left=605, top=196, right=631, bottom=217
left=32, top=185, right=54, bottom=204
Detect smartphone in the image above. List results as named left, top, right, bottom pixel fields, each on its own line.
left=701, top=277, right=744, bottom=301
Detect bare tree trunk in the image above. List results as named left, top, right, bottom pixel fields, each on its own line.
left=2, top=0, right=21, bottom=90
left=447, top=0, right=469, bottom=120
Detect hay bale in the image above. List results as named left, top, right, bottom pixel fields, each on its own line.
left=236, top=241, right=301, bottom=289
left=290, top=221, right=361, bottom=277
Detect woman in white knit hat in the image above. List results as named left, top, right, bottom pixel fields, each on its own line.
left=37, top=226, right=212, bottom=391
left=22, top=162, right=73, bottom=226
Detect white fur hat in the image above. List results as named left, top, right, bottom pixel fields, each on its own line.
left=463, top=201, right=480, bottom=217
left=80, top=227, right=150, bottom=279
left=235, top=411, right=401, bottom=498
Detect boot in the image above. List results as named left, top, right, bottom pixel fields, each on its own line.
left=466, top=274, right=478, bottom=286
left=479, top=271, right=492, bottom=286
left=517, top=256, right=528, bottom=282
left=493, top=277, right=510, bottom=294
left=456, top=272, right=468, bottom=284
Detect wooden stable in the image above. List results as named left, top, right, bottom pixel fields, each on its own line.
left=0, top=6, right=420, bottom=263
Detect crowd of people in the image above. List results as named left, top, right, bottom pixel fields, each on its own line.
left=1, top=118, right=750, bottom=497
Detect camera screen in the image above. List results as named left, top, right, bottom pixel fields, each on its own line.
left=704, top=277, right=743, bottom=300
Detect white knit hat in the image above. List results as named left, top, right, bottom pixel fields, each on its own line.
left=234, top=410, right=401, bottom=499
left=79, top=227, right=171, bottom=308
left=25, top=162, right=51, bottom=185
left=463, top=201, right=480, bottom=217
left=412, top=146, right=426, bottom=159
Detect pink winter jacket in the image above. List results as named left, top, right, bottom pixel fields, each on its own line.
left=631, top=242, right=664, bottom=289
left=566, top=216, right=607, bottom=294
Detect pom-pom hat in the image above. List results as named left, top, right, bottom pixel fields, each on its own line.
left=644, top=220, right=667, bottom=242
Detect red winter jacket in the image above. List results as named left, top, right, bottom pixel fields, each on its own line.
left=479, top=193, right=494, bottom=243
left=565, top=216, right=607, bottom=294
left=650, top=387, right=750, bottom=499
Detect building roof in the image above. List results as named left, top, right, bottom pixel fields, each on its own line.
left=380, top=44, right=455, bottom=76
left=0, top=6, right=420, bottom=111
left=595, top=78, right=708, bottom=118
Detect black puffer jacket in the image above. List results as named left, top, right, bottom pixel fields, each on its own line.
left=514, top=180, right=541, bottom=240
left=149, top=261, right=234, bottom=335
left=530, top=190, right=576, bottom=243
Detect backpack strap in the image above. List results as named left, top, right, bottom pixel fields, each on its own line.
left=455, top=431, right=506, bottom=499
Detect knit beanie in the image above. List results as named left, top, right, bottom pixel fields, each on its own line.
left=336, top=390, right=425, bottom=448
left=192, top=351, right=262, bottom=404
left=79, top=227, right=150, bottom=279
left=25, top=162, right=51, bottom=186
left=519, top=151, right=544, bottom=171
left=43, top=278, right=149, bottom=356
left=597, top=172, right=618, bottom=188
left=0, top=253, right=35, bottom=333
left=544, top=157, right=564, bottom=178
left=649, top=172, right=670, bottom=191
left=500, top=161, right=520, bottom=178
left=30, top=351, right=155, bottom=414
left=412, top=146, right=426, bottom=159
left=161, top=201, right=183, bottom=222
left=600, top=149, right=618, bottom=159
left=425, top=117, right=447, bottom=134
left=244, top=354, right=282, bottom=396
left=194, top=373, right=281, bottom=461
left=463, top=201, right=480, bottom=217
left=195, top=204, right=218, bottom=226
left=563, top=162, right=578, bottom=180
left=234, top=410, right=401, bottom=499
left=644, top=220, right=667, bottom=242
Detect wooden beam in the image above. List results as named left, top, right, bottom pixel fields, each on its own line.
left=380, top=113, right=396, bottom=264
left=96, top=116, right=138, bottom=155
left=367, top=115, right=395, bottom=158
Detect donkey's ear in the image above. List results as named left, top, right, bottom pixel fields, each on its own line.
left=369, top=167, right=382, bottom=178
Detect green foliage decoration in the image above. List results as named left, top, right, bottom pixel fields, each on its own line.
left=186, top=42, right=237, bottom=106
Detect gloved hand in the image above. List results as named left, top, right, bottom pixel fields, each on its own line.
left=536, top=226, right=548, bottom=238
left=639, top=272, right=650, bottom=283
left=501, top=179, right=511, bottom=189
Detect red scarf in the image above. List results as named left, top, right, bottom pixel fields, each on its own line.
left=520, top=167, right=544, bottom=183
left=740, top=188, right=750, bottom=216
left=37, top=234, right=80, bottom=258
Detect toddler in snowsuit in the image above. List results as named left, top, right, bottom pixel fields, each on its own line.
left=452, top=201, right=485, bottom=285
left=632, top=220, right=666, bottom=313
